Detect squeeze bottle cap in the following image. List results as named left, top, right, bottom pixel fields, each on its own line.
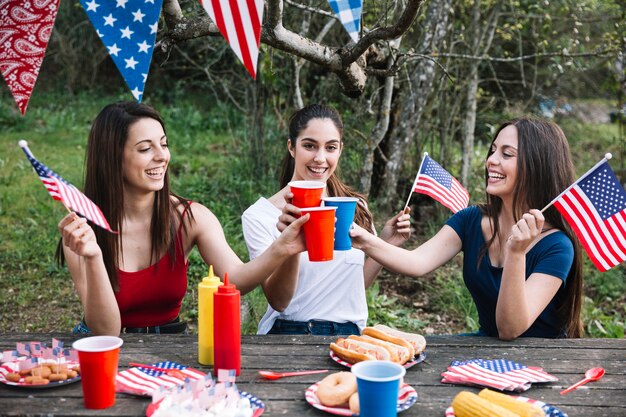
left=202, top=265, right=221, bottom=286
left=218, top=272, right=238, bottom=293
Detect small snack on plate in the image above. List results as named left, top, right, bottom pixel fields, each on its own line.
left=329, top=325, right=426, bottom=365
left=478, top=389, right=544, bottom=417
left=316, top=372, right=357, bottom=407
left=348, top=392, right=359, bottom=414
left=451, top=391, right=519, bottom=417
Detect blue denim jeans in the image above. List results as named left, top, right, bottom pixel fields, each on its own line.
left=268, top=319, right=360, bottom=336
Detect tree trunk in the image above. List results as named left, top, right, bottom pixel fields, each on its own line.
left=249, top=73, right=267, bottom=173
left=378, top=0, right=453, bottom=211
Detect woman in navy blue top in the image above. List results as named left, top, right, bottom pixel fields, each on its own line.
left=350, top=117, right=584, bottom=339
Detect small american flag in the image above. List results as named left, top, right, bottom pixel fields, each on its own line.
left=199, top=0, right=264, bottom=78
left=442, top=359, right=557, bottom=392
left=410, top=154, right=470, bottom=213
left=19, top=141, right=115, bottom=233
left=551, top=158, right=626, bottom=272
left=116, top=361, right=206, bottom=396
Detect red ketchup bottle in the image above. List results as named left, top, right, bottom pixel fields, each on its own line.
left=213, top=272, right=241, bottom=376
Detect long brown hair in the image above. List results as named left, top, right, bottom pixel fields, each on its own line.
left=479, top=117, right=583, bottom=337
left=279, top=104, right=374, bottom=233
left=56, top=102, right=191, bottom=290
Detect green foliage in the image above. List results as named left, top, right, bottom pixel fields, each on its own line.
left=366, top=282, right=426, bottom=332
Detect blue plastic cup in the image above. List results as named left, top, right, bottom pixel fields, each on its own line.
left=322, top=197, right=358, bottom=250
left=351, top=360, right=406, bottom=417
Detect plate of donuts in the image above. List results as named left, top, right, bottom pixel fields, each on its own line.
left=305, top=381, right=417, bottom=416
left=0, top=359, right=81, bottom=388
left=330, top=351, right=426, bottom=369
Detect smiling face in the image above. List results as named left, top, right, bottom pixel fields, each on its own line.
left=288, top=118, right=342, bottom=183
left=485, top=124, right=518, bottom=202
left=122, top=117, right=169, bottom=195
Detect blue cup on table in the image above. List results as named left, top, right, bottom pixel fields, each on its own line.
left=351, top=360, right=405, bottom=417
left=322, top=197, right=358, bottom=250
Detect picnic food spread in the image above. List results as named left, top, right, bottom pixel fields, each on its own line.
left=451, top=389, right=544, bottom=417
left=316, top=371, right=357, bottom=407
left=330, top=325, right=426, bottom=365
left=4, top=362, right=80, bottom=385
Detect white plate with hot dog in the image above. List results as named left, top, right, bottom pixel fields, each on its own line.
left=329, top=325, right=427, bottom=369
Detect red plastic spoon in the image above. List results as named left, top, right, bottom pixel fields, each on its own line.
left=259, top=370, right=329, bottom=380
left=560, top=367, right=605, bottom=395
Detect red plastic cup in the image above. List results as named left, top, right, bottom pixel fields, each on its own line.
left=300, top=206, right=337, bottom=262
left=288, top=180, right=325, bottom=208
left=72, top=336, right=123, bottom=409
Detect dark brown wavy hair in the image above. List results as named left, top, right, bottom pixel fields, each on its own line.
left=56, top=102, right=191, bottom=290
left=478, top=117, right=584, bottom=337
left=279, top=104, right=374, bottom=233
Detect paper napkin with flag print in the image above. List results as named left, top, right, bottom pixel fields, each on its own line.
left=441, top=359, right=558, bottom=392
left=550, top=156, right=626, bottom=272
left=19, top=140, right=115, bottom=233
left=327, top=0, right=362, bottom=43
left=198, top=0, right=263, bottom=79
left=80, top=0, right=162, bottom=102
left=410, top=153, right=470, bottom=213
left=116, top=361, right=206, bottom=396
left=0, top=0, right=61, bottom=115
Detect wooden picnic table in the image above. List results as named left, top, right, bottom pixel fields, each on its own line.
left=0, top=333, right=624, bottom=416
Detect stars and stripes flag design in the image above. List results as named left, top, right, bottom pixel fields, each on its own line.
left=198, top=0, right=264, bottom=79
left=79, top=0, right=163, bottom=102
left=19, top=140, right=115, bottom=233
left=327, top=0, right=362, bottom=43
left=116, top=361, right=206, bottom=396
left=442, top=359, right=558, bottom=392
left=407, top=153, right=470, bottom=213
left=549, top=155, right=626, bottom=272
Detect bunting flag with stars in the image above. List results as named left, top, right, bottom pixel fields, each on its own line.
left=198, top=0, right=263, bottom=79
left=548, top=154, right=626, bottom=272
left=79, top=0, right=162, bottom=102
left=0, top=0, right=61, bottom=115
left=327, top=0, right=362, bottom=43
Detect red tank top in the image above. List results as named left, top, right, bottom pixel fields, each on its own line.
left=115, top=211, right=189, bottom=328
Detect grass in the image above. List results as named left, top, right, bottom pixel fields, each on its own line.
left=0, top=91, right=624, bottom=338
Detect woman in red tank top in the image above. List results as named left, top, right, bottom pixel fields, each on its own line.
left=56, top=102, right=308, bottom=336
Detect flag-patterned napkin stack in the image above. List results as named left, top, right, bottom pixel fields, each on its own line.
left=327, top=0, right=362, bottom=43
left=79, top=0, right=163, bottom=102
left=116, top=361, right=206, bottom=396
left=441, top=359, right=558, bottom=392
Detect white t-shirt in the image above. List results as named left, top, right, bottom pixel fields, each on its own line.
left=242, top=197, right=368, bottom=334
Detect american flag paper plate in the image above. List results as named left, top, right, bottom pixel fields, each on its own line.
left=445, top=395, right=568, bottom=417
left=330, top=351, right=426, bottom=369
left=305, top=382, right=417, bottom=416
left=116, top=361, right=206, bottom=396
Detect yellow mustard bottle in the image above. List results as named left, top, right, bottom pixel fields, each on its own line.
left=198, top=265, right=222, bottom=365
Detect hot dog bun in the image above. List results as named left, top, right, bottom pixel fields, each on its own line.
left=330, top=338, right=391, bottom=364
left=371, top=324, right=427, bottom=355
left=362, top=327, right=416, bottom=358
left=348, top=335, right=411, bottom=364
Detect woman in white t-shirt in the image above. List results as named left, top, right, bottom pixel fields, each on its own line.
left=242, top=104, right=411, bottom=335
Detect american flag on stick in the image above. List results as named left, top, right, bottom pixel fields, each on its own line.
left=199, top=0, right=264, bottom=79
left=404, top=153, right=470, bottom=213
left=19, top=140, right=116, bottom=233
left=542, top=153, right=626, bottom=272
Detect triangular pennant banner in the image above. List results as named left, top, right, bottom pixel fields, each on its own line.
left=198, top=0, right=263, bottom=79
left=327, top=0, right=362, bottom=43
left=0, top=0, right=61, bottom=115
left=80, top=0, right=162, bottom=102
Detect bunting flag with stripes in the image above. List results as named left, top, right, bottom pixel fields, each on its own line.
left=198, top=0, right=264, bottom=79
left=410, top=153, right=470, bottom=213
left=552, top=158, right=626, bottom=271
left=116, top=361, right=206, bottom=396
left=0, top=0, right=61, bottom=115
left=19, top=140, right=116, bottom=233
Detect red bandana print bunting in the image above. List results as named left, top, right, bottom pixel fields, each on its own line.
left=0, top=0, right=60, bottom=115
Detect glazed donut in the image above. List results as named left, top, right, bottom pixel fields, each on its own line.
left=349, top=392, right=360, bottom=414
left=316, top=372, right=357, bottom=407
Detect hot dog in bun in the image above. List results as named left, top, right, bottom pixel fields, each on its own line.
left=370, top=324, right=427, bottom=355
left=330, top=338, right=391, bottom=364
left=347, top=335, right=412, bottom=365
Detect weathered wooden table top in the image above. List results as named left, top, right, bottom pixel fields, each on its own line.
left=0, top=333, right=624, bottom=416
